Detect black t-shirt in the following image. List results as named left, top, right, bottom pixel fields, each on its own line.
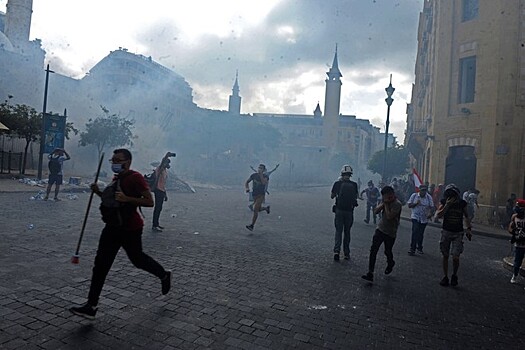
left=440, top=198, right=467, bottom=232
left=249, top=172, right=269, bottom=196
left=331, top=180, right=358, bottom=211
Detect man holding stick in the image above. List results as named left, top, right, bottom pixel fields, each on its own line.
left=70, top=149, right=171, bottom=319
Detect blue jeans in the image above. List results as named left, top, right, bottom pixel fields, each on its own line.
left=410, top=219, right=427, bottom=251
left=365, top=202, right=377, bottom=223
left=334, top=209, right=354, bottom=256
left=153, top=189, right=166, bottom=227
left=514, top=247, right=525, bottom=276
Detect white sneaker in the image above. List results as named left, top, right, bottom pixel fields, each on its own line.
left=511, top=275, right=518, bottom=284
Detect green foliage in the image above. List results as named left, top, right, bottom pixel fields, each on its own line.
left=367, top=145, right=410, bottom=183
left=79, top=106, right=135, bottom=158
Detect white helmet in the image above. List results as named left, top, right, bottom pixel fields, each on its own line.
left=340, top=165, right=353, bottom=175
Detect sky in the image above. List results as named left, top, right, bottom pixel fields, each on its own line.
left=1, top=0, right=424, bottom=140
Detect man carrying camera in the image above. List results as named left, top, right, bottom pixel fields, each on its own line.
left=152, top=152, right=176, bottom=232
left=330, top=165, right=358, bottom=261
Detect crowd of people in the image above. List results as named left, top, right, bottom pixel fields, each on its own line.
left=49, top=148, right=521, bottom=319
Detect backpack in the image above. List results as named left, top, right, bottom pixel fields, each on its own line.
left=48, top=157, right=61, bottom=175
left=144, top=171, right=157, bottom=190
left=99, top=175, right=135, bottom=227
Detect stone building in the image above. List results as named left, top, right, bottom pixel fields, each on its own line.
left=405, top=0, right=525, bottom=224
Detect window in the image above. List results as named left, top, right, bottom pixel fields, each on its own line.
left=458, top=56, right=476, bottom=104
left=462, top=0, right=479, bottom=22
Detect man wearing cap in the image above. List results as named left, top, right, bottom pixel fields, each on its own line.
left=435, top=184, right=472, bottom=287
left=330, top=165, right=359, bottom=261
left=360, top=180, right=380, bottom=224
left=407, top=184, right=435, bottom=255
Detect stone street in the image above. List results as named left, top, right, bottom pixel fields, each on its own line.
left=0, top=185, right=523, bottom=349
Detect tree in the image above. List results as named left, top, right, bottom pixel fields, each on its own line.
left=367, top=145, right=410, bottom=183
left=0, top=101, right=78, bottom=174
left=79, top=106, right=135, bottom=159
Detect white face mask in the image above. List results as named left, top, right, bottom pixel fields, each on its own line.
left=111, top=163, right=125, bottom=174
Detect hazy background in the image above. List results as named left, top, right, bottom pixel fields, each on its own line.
left=0, top=0, right=423, bottom=141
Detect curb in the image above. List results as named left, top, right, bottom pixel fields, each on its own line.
left=400, top=216, right=509, bottom=241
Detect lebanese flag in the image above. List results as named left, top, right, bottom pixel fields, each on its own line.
left=412, top=168, right=423, bottom=192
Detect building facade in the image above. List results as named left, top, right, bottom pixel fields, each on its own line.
left=406, top=0, right=525, bottom=224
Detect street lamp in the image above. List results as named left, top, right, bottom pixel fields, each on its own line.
left=382, top=74, right=395, bottom=184
left=37, top=64, right=54, bottom=180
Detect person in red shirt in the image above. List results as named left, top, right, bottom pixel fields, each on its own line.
left=70, top=149, right=171, bottom=319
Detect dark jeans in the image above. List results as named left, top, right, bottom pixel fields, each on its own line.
left=365, top=201, right=377, bottom=223
left=153, top=189, right=166, bottom=227
left=514, top=247, right=525, bottom=276
left=410, top=219, right=428, bottom=251
left=368, top=229, right=396, bottom=273
left=334, top=209, right=354, bottom=256
left=87, top=226, right=166, bottom=306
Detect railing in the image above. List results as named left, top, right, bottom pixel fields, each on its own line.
left=0, top=151, right=23, bottom=174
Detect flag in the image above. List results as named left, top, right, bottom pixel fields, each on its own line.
left=412, top=168, right=423, bottom=192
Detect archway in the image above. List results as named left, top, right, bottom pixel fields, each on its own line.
left=445, top=145, right=476, bottom=193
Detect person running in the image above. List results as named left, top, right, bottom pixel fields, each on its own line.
left=70, top=149, right=171, bottom=319
left=407, top=184, right=435, bottom=255
left=44, top=148, right=70, bottom=201
left=248, top=163, right=279, bottom=211
left=361, top=186, right=402, bottom=282
left=245, top=164, right=270, bottom=231
left=508, top=199, right=525, bottom=284
left=360, top=180, right=380, bottom=225
left=330, top=165, right=359, bottom=261
left=435, top=184, right=472, bottom=287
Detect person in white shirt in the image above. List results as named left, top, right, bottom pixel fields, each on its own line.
left=407, top=184, right=435, bottom=255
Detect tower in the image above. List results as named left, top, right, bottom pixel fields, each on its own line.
left=228, top=70, right=241, bottom=115
left=4, top=0, right=33, bottom=53
left=323, top=45, right=342, bottom=150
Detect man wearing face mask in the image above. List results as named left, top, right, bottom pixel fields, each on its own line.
left=70, top=149, right=171, bottom=319
left=152, top=152, right=175, bottom=232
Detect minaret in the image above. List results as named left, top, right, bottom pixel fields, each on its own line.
left=323, top=45, right=342, bottom=150
left=228, top=70, right=241, bottom=115
left=313, top=102, right=322, bottom=118
left=4, top=0, right=33, bottom=53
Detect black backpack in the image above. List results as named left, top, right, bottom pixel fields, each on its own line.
left=144, top=171, right=157, bottom=190
left=48, top=157, right=61, bottom=175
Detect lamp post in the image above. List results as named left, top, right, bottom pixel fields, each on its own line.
left=37, top=64, right=54, bottom=180
left=382, top=74, right=395, bottom=184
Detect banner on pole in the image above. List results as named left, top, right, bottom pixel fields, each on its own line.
left=43, top=113, right=66, bottom=154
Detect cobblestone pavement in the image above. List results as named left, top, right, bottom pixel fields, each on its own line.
left=1, top=186, right=524, bottom=349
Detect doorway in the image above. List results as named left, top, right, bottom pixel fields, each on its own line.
left=444, top=146, right=476, bottom=193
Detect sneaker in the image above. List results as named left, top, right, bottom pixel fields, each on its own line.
left=361, top=272, right=374, bottom=282
left=363, top=219, right=369, bottom=224
left=344, top=255, right=350, bottom=260
left=266, top=206, right=270, bottom=214
left=152, top=226, right=163, bottom=232
left=245, top=224, right=254, bottom=231
left=450, top=275, right=458, bottom=287
left=333, top=253, right=340, bottom=261
left=157, top=225, right=165, bottom=230
left=416, top=249, right=424, bottom=255
left=511, top=275, right=518, bottom=284
left=161, top=270, right=172, bottom=295
left=385, top=261, right=395, bottom=275
left=70, top=303, right=97, bottom=319
left=54, top=197, right=61, bottom=201
left=440, top=276, right=449, bottom=287
left=408, top=250, right=416, bottom=256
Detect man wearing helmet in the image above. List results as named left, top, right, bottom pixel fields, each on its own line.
left=435, top=184, right=473, bottom=287
left=330, top=165, right=359, bottom=261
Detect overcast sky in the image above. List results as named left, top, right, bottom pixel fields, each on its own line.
left=1, top=0, right=423, bottom=140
